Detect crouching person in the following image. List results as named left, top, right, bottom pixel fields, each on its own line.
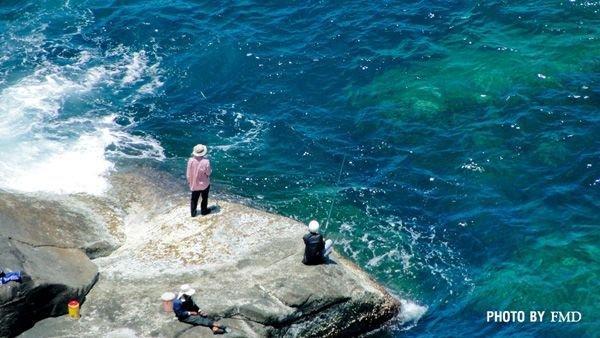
left=302, top=220, right=333, bottom=265
left=173, top=284, right=227, bottom=334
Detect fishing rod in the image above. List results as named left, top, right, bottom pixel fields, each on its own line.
left=324, top=153, right=346, bottom=230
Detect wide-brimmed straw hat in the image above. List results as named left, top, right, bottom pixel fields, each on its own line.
left=191, top=144, right=208, bottom=157
left=179, top=284, right=196, bottom=298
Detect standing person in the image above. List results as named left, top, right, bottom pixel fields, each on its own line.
left=302, top=220, right=333, bottom=265
left=187, top=144, right=212, bottom=217
left=172, top=284, right=227, bottom=334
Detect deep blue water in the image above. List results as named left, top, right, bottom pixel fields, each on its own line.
left=0, top=1, right=599, bottom=337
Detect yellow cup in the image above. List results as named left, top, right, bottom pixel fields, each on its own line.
left=68, top=300, right=80, bottom=319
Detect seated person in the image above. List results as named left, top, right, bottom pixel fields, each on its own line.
left=302, top=220, right=333, bottom=265
left=172, top=284, right=227, bottom=334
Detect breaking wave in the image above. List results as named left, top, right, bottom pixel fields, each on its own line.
left=0, top=44, right=165, bottom=195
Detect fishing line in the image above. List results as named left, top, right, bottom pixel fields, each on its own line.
left=325, top=153, right=346, bottom=230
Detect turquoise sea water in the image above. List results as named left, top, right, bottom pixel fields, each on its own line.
left=1, top=1, right=599, bottom=337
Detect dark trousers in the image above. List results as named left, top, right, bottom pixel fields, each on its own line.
left=181, top=315, right=214, bottom=327
left=191, top=185, right=210, bottom=216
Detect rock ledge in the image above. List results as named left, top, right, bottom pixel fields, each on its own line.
left=2, top=171, right=400, bottom=337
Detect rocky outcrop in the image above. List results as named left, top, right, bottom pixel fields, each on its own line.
left=0, top=191, right=117, bottom=337
left=2, top=169, right=400, bottom=337
left=19, top=198, right=400, bottom=337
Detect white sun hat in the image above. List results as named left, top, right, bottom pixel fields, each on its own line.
left=308, top=220, right=320, bottom=233
left=179, top=284, right=196, bottom=297
left=191, top=144, right=208, bottom=157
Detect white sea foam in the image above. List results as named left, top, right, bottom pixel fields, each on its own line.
left=0, top=72, right=80, bottom=137
left=367, top=249, right=401, bottom=268
left=461, top=160, right=485, bottom=172
left=106, top=127, right=165, bottom=160
left=212, top=109, right=267, bottom=154
left=0, top=130, right=115, bottom=194
left=137, top=63, right=164, bottom=94
left=119, top=50, right=164, bottom=95
left=0, top=49, right=165, bottom=195
left=76, top=50, right=92, bottom=65
left=122, top=51, right=148, bottom=85
left=399, top=299, right=428, bottom=325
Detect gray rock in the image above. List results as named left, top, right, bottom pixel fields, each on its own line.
left=0, top=239, right=99, bottom=337
left=21, top=198, right=399, bottom=337
left=0, top=190, right=119, bottom=337
left=0, top=191, right=121, bottom=258
left=5, top=169, right=399, bottom=337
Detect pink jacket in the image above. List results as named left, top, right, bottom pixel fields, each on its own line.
left=186, top=156, right=211, bottom=191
